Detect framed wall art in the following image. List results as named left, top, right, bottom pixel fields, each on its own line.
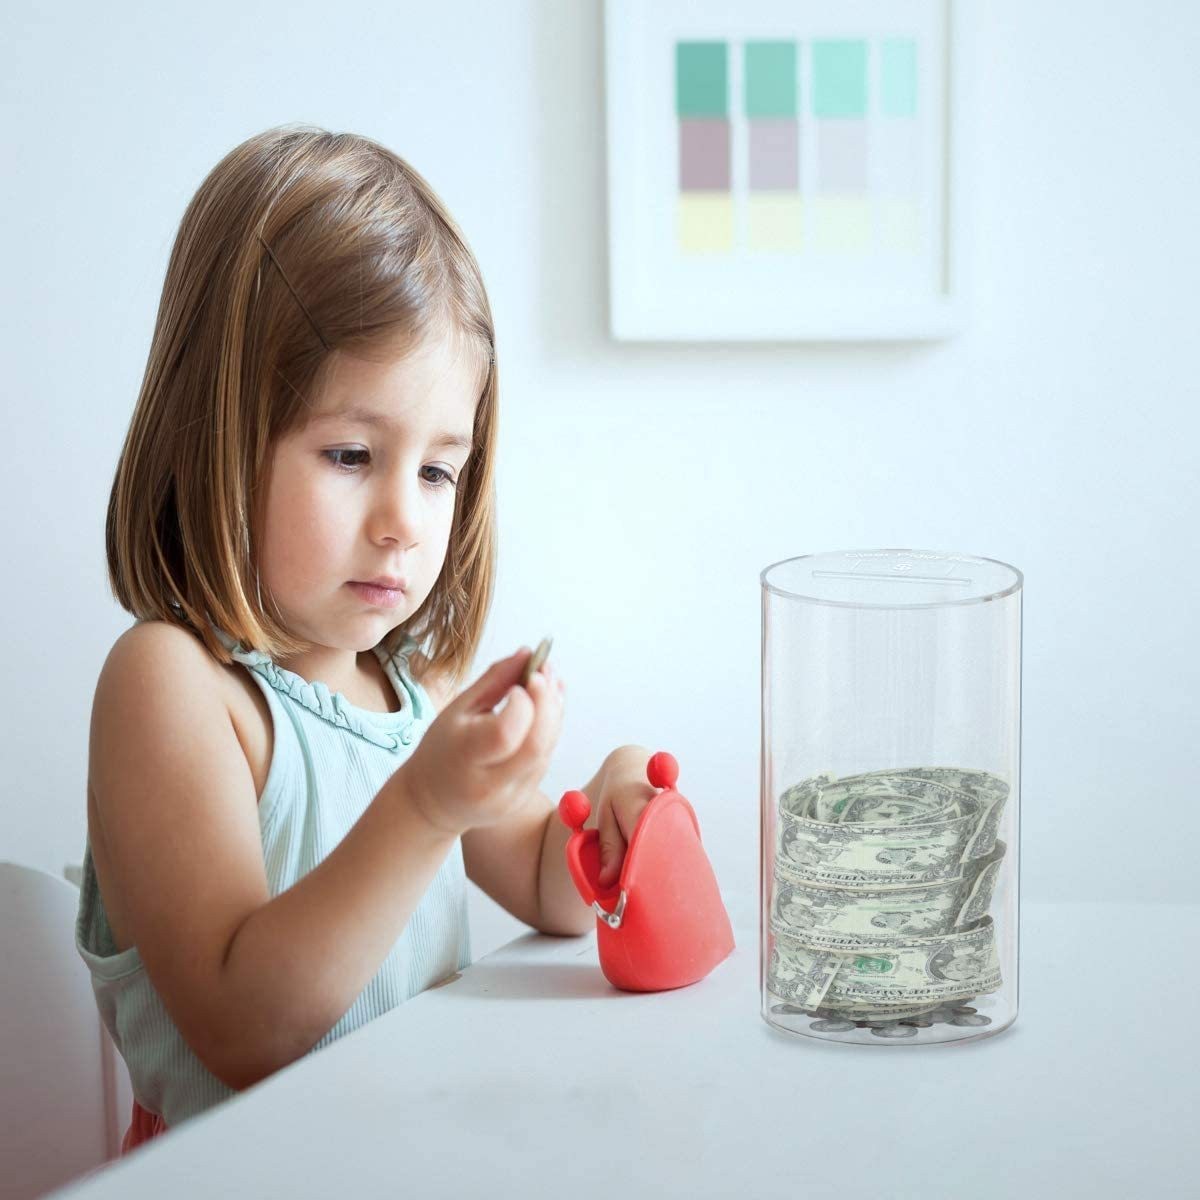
left=604, top=0, right=973, bottom=341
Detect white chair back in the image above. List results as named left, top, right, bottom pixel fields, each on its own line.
left=0, top=861, right=129, bottom=1199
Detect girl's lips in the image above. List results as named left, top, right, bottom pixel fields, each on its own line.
left=347, top=581, right=406, bottom=609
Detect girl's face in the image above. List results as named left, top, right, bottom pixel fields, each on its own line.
left=254, top=330, right=480, bottom=668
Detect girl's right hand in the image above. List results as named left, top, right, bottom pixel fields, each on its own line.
left=399, top=647, right=565, bottom=836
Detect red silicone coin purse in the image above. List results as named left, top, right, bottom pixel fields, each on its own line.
left=557, top=750, right=735, bottom=992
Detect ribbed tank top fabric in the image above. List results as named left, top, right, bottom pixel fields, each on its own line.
left=75, top=621, right=471, bottom=1130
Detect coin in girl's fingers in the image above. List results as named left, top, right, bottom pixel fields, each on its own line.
left=520, top=637, right=553, bottom=689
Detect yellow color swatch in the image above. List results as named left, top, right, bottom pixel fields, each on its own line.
left=748, top=195, right=802, bottom=252
left=678, top=193, right=734, bottom=253
left=810, top=196, right=871, bottom=252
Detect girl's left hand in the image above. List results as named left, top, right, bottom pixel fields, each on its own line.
left=591, top=746, right=656, bottom=889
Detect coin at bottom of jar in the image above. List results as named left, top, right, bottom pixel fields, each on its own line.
left=810, top=1018, right=856, bottom=1032
left=872, top=1024, right=917, bottom=1039
left=951, top=1013, right=991, bottom=1027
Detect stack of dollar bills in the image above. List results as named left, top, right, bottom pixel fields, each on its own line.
left=766, top=766, right=1009, bottom=1037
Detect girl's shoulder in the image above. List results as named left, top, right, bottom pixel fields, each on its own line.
left=99, top=619, right=220, bottom=700
left=101, top=619, right=239, bottom=710
left=100, top=620, right=272, bottom=795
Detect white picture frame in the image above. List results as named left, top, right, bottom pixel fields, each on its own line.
left=604, top=0, right=973, bottom=341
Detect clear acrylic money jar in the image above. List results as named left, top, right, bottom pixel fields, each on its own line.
left=760, top=550, right=1022, bottom=1045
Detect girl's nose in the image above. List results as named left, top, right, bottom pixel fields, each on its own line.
left=368, top=481, right=423, bottom=545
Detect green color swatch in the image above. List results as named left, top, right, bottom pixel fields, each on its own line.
left=745, top=41, right=797, bottom=117
left=881, top=38, right=917, bottom=116
left=676, top=42, right=728, bottom=117
left=812, top=39, right=867, bottom=117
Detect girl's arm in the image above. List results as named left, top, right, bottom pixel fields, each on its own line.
left=90, top=622, right=459, bottom=1091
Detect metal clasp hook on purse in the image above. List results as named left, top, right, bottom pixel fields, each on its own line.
left=592, top=889, right=627, bottom=929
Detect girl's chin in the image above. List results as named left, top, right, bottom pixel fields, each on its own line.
left=288, top=606, right=406, bottom=646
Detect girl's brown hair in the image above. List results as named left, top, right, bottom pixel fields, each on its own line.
left=106, top=123, right=498, bottom=692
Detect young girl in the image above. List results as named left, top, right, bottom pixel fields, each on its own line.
left=77, top=123, right=654, bottom=1152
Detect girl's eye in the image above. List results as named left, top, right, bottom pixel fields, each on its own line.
left=323, top=448, right=370, bottom=472
left=422, top=466, right=458, bottom=489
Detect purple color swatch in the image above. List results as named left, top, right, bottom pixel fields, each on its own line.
left=679, top=119, right=731, bottom=190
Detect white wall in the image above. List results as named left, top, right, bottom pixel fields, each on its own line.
left=2, top=1, right=1197, bottom=966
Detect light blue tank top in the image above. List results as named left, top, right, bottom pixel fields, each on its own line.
left=75, top=622, right=471, bottom=1129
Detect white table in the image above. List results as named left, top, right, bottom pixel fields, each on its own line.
left=53, top=899, right=1196, bottom=1199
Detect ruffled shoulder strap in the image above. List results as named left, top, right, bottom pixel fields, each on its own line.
left=208, top=624, right=423, bottom=751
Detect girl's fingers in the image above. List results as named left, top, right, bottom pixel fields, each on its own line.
left=460, top=647, right=532, bottom=715
left=597, top=793, right=627, bottom=888
left=475, top=680, right=535, bottom=765
left=519, top=668, right=563, bottom=764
